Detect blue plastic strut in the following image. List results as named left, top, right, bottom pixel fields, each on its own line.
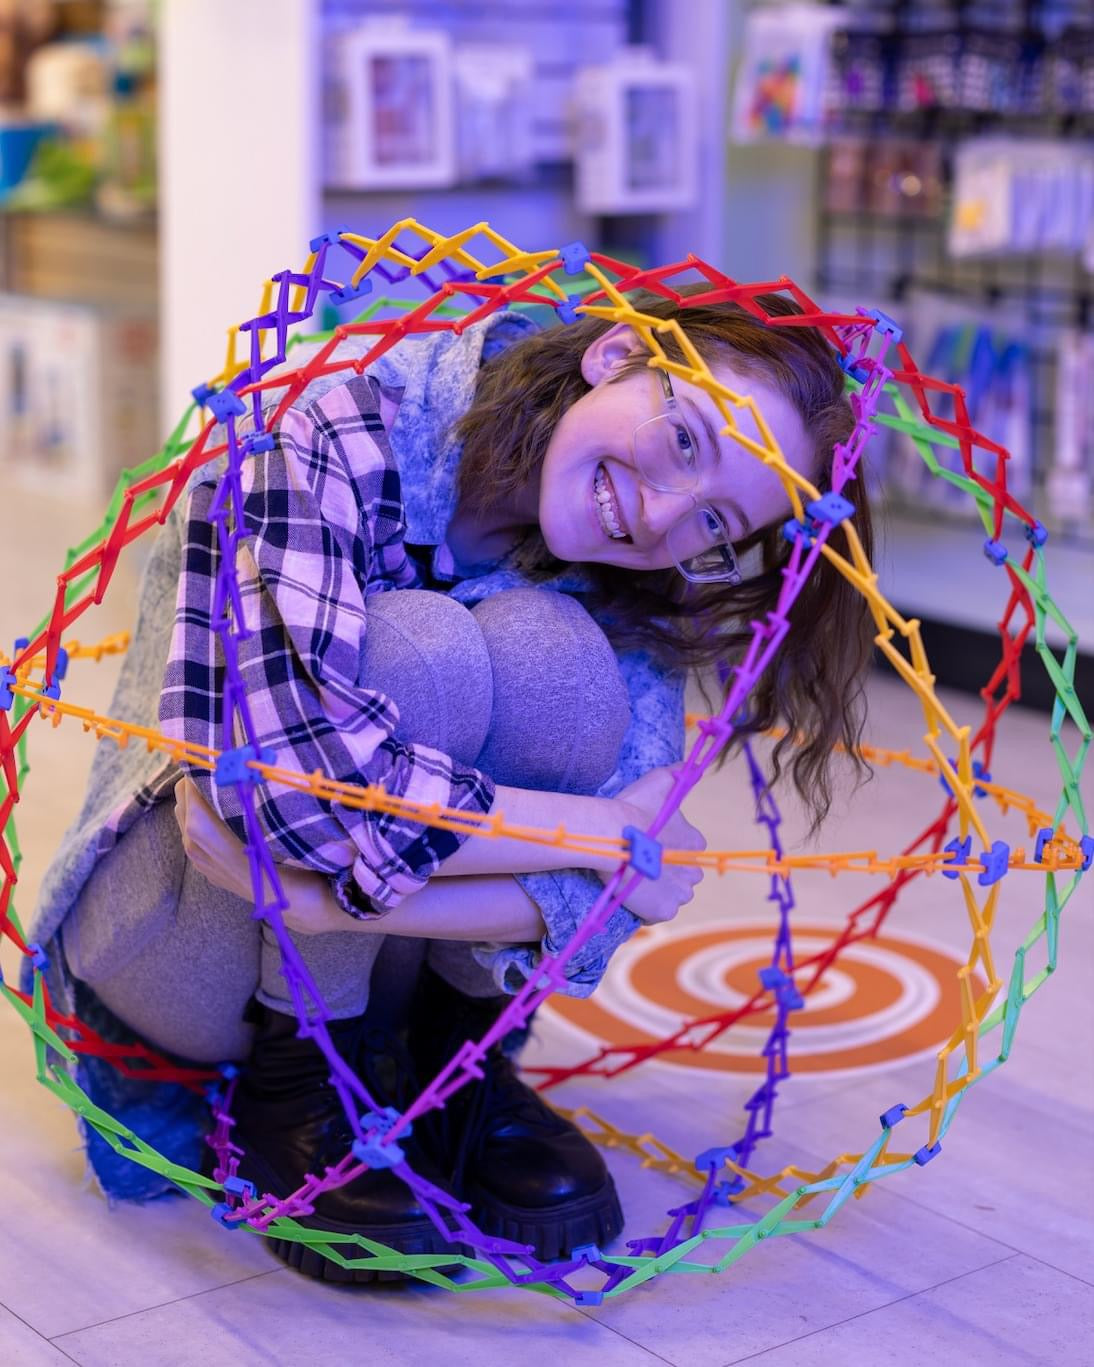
left=207, top=389, right=247, bottom=424
left=557, top=293, right=584, bottom=325
left=213, top=744, right=276, bottom=787
left=806, top=491, right=855, bottom=524
left=330, top=276, right=373, bottom=307
left=1033, top=827, right=1055, bottom=863
left=977, top=840, right=1010, bottom=887
left=695, top=1145, right=737, bottom=1172
left=559, top=241, right=591, bottom=276
left=223, top=1175, right=256, bottom=1201
left=623, top=825, right=662, bottom=880
left=866, top=307, right=904, bottom=342
left=782, top=516, right=818, bottom=547
left=942, top=835, right=972, bottom=879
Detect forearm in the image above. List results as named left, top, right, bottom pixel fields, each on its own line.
left=281, top=863, right=545, bottom=942
left=435, top=784, right=625, bottom=878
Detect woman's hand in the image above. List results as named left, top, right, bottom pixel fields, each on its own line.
left=604, top=765, right=707, bottom=925
left=173, top=775, right=378, bottom=937
left=173, top=775, right=258, bottom=902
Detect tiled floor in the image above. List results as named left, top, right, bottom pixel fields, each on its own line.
left=0, top=484, right=1091, bottom=1365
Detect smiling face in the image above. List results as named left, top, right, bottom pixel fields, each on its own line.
left=533, top=323, right=816, bottom=574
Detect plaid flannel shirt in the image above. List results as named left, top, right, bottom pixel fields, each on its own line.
left=158, top=374, right=497, bottom=917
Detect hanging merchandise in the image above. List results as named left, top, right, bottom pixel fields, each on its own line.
left=452, top=44, right=536, bottom=184
left=1050, top=330, right=1094, bottom=527
left=323, top=18, right=457, bottom=190
left=730, top=3, right=843, bottom=145
left=572, top=48, right=697, bottom=214
left=886, top=291, right=1034, bottom=516
left=949, top=138, right=1094, bottom=258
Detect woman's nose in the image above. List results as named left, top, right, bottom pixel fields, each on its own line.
left=639, top=484, right=695, bottom=538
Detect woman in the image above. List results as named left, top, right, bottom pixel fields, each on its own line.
left=29, top=288, right=872, bottom=1281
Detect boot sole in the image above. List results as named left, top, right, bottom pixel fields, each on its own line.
left=467, top=1178, right=624, bottom=1263
left=227, top=1137, right=466, bottom=1285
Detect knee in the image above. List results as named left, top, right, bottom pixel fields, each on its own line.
left=361, top=588, right=493, bottom=764
left=470, top=588, right=631, bottom=794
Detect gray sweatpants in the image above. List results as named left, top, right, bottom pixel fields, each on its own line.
left=62, top=588, right=630, bottom=1063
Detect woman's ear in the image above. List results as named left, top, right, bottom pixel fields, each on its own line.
left=580, top=323, right=644, bottom=386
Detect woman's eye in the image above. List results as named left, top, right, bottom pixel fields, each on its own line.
left=701, top=508, right=728, bottom=540
left=674, top=423, right=696, bottom=462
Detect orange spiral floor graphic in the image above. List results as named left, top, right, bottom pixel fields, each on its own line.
left=544, top=921, right=988, bottom=1078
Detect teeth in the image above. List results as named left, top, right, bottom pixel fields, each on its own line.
left=594, top=464, right=627, bottom=540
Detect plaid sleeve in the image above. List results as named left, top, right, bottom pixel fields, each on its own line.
left=159, top=376, right=495, bottom=915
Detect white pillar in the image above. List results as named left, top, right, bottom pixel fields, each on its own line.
left=158, top=0, right=319, bottom=424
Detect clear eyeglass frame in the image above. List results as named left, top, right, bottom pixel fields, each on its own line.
left=631, top=367, right=743, bottom=586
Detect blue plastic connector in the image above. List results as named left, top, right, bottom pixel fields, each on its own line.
left=713, top=1175, right=747, bottom=1204
left=866, top=307, right=904, bottom=342
left=202, top=1084, right=223, bottom=1107
left=27, top=943, right=49, bottom=972
left=778, top=984, right=805, bottom=1011
left=623, top=825, right=662, bottom=880
left=309, top=227, right=347, bottom=252
left=207, top=389, right=247, bottom=424
left=758, top=964, right=788, bottom=990
left=1025, top=520, right=1048, bottom=547
left=977, top=839, right=1010, bottom=887
left=556, top=292, right=584, bottom=325
left=351, top=1107, right=408, bottom=1170
left=806, top=491, right=855, bottom=524
left=559, top=240, right=591, bottom=276
left=1033, top=827, right=1054, bottom=863
left=0, top=666, right=15, bottom=712
left=695, top=1145, right=737, bottom=1172
left=942, top=757, right=991, bottom=799
left=942, top=835, right=972, bottom=879
left=54, top=646, right=69, bottom=681
left=222, top=1175, right=256, bottom=1201
left=329, top=276, right=373, bottom=307
left=574, top=1290, right=604, bottom=1307
left=218, top=1061, right=239, bottom=1081
left=1080, top=835, right=1094, bottom=871
left=38, top=680, right=61, bottom=702
left=211, top=1201, right=242, bottom=1228
left=782, top=516, right=817, bottom=547
left=191, top=382, right=217, bottom=407
left=880, top=1102, right=908, bottom=1128
left=13, top=636, right=28, bottom=652
left=913, top=1141, right=941, bottom=1166
left=837, top=351, right=871, bottom=383
left=213, top=744, right=275, bottom=787
left=245, top=432, right=276, bottom=454
left=983, top=539, right=1008, bottom=566
left=572, top=1242, right=601, bottom=1264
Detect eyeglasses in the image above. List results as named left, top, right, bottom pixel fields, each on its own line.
left=631, top=368, right=743, bottom=586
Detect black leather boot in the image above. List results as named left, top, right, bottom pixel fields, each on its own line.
left=223, top=999, right=463, bottom=1284
left=408, top=966, right=623, bottom=1261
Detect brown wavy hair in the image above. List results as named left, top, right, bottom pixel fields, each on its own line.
left=453, top=290, right=875, bottom=829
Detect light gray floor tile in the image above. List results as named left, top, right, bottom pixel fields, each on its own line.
left=52, top=1268, right=672, bottom=1367
left=728, top=1253, right=1094, bottom=1367
left=0, top=1304, right=77, bottom=1366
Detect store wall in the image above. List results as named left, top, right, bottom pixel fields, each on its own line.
left=159, top=0, right=318, bottom=418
